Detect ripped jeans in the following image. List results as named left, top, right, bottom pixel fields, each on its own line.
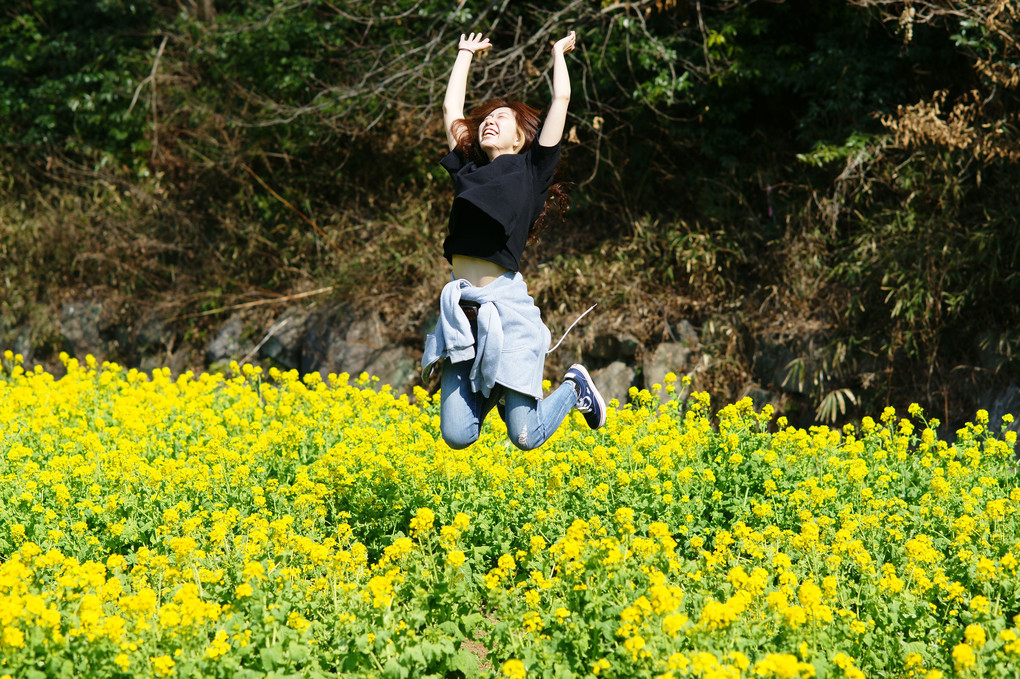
left=439, top=357, right=577, bottom=451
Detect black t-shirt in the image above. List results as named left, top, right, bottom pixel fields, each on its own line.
left=441, top=141, right=561, bottom=272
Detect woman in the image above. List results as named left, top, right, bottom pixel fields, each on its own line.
left=422, top=30, right=606, bottom=451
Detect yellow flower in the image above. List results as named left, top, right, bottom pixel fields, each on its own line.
left=952, top=643, right=976, bottom=671
left=522, top=610, right=543, bottom=633
left=501, top=659, right=527, bottom=679
left=752, top=653, right=815, bottom=678
left=383, top=537, right=414, bottom=561
left=205, top=629, right=231, bottom=659
left=667, top=653, right=691, bottom=671
left=728, top=651, right=751, bottom=671
left=497, top=554, right=517, bottom=573
left=287, top=612, right=311, bottom=633
left=1000, top=629, right=1020, bottom=654
left=409, top=507, right=435, bottom=537
left=614, top=507, right=636, bottom=534
left=445, top=550, right=466, bottom=569
left=964, top=624, right=987, bottom=648
left=151, top=654, right=176, bottom=677
left=623, top=634, right=646, bottom=659
left=365, top=572, right=397, bottom=608
left=2, top=626, right=25, bottom=649
left=970, top=595, right=991, bottom=614
left=452, top=512, right=471, bottom=531
left=691, top=651, right=720, bottom=674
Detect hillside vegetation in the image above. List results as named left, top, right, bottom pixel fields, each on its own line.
left=1, top=0, right=1018, bottom=426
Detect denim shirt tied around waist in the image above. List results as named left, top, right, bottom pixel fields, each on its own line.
left=421, top=272, right=551, bottom=400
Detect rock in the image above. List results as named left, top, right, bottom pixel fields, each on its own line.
left=673, top=319, right=699, bottom=346
left=362, top=346, right=419, bottom=395
left=643, top=341, right=694, bottom=389
left=12, top=328, right=31, bottom=360
left=739, top=382, right=793, bottom=418
left=301, top=305, right=417, bottom=393
left=592, top=361, right=636, bottom=406
left=259, top=308, right=311, bottom=370
left=986, top=382, right=1020, bottom=433
left=741, top=384, right=775, bottom=409
left=302, top=305, right=380, bottom=375
left=135, top=311, right=170, bottom=354
left=205, top=314, right=244, bottom=365
left=752, top=331, right=827, bottom=396
left=0, top=319, right=32, bottom=363
left=589, top=332, right=640, bottom=362
left=60, top=300, right=105, bottom=359
left=751, top=335, right=790, bottom=391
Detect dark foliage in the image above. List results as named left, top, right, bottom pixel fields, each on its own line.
left=1, top=0, right=1017, bottom=428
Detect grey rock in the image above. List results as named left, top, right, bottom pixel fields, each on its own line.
left=589, top=332, right=640, bottom=362
left=673, top=319, right=700, bottom=346
left=206, top=314, right=244, bottom=365
left=301, top=305, right=416, bottom=392
left=739, top=383, right=792, bottom=417
left=0, top=319, right=33, bottom=362
left=592, top=361, right=636, bottom=406
left=60, top=300, right=104, bottom=359
left=302, top=306, right=381, bottom=375
left=135, top=311, right=169, bottom=353
left=363, top=346, right=419, bottom=395
left=752, top=331, right=827, bottom=396
left=139, top=355, right=164, bottom=375
left=986, top=382, right=1020, bottom=433
left=643, top=342, right=694, bottom=388
left=12, top=326, right=32, bottom=360
left=259, top=308, right=311, bottom=370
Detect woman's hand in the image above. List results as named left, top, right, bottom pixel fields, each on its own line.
left=552, top=31, right=576, bottom=56
left=458, top=32, right=492, bottom=55
left=446, top=33, right=490, bottom=150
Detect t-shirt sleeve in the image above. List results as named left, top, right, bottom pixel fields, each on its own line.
left=529, top=141, right=561, bottom=188
left=440, top=149, right=465, bottom=177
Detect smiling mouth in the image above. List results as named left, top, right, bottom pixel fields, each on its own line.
left=481, top=127, right=498, bottom=140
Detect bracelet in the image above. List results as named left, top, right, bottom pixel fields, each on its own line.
left=459, top=48, right=474, bottom=55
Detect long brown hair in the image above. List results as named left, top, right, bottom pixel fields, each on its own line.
left=451, top=97, right=569, bottom=244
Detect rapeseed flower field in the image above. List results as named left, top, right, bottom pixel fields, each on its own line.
left=1, top=351, right=1019, bottom=678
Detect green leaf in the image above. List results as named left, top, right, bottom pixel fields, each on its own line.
left=449, top=649, right=481, bottom=679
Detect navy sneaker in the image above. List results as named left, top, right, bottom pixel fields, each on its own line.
left=565, top=364, right=607, bottom=429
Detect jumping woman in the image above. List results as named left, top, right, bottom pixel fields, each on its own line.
left=421, top=30, right=607, bottom=450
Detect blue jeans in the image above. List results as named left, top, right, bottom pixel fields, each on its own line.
left=440, top=358, right=578, bottom=450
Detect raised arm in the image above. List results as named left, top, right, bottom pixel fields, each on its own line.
left=444, top=32, right=491, bottom=151
left=537, top=31, right=575, bottom=148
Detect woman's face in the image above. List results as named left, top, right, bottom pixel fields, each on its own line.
left=479, top=107, right=523, bottom=159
